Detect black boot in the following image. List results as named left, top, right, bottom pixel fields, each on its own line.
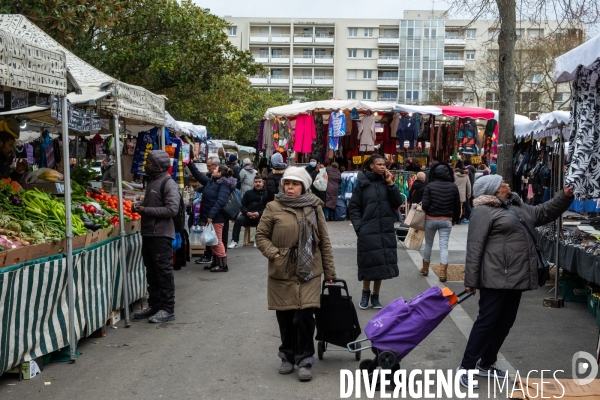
left=205, top=255, right=217, bottom=270
left=211, top=256, right=229, bottom=272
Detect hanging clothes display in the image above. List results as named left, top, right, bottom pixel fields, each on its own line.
left=358, top=114, right=376, bottom=153
left=483, top=119, right=497, bottom=163
left=293, top=113, right=316, bottom=154
left=457, top=118, right=480, bottom=155
left=328, top=111, right=346, bottom=137
left=258, top=120, right=265, bottom=153
left=390, top=113, right=400, bottom=139
left=565, top=60, right=600, bottom=199
left=263, top=119, right=274, bottom=157
left=396, top=114, right=420, bottom=150
left=313, top=113, right=324, bottom=159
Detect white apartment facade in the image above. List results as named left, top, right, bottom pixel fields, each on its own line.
left=225, top=11, right=565, bottom=108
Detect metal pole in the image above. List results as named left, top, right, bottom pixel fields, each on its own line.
left=555, top=130, right=565, bottom=301
left=114, top=115, right=131, bottom=327
left=160, top=126, right=166, bottom=150
left=61, top=96, right=77, bottom=363
left=75, top=136, right=79, bottom=167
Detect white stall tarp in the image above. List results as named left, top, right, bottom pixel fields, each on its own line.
left=554, top=33, right=600, bottom=83
left=0, top=29, right=67, bottom=96
left=514, top=110, right=570, bottom=139
left=265, top=100, right=395, bottom=119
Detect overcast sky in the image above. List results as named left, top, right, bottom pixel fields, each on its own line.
left=193, top=0, right=451, bottom=19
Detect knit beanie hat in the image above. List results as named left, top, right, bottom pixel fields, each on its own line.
left=229, top=154, right=238, bottom=163
left=281, top=166, right=312, bottom=192
left=242, top=158, right=252, bottom=166
left=473, top=175, right=503, bottom=198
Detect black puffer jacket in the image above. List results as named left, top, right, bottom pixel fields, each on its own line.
left=240, top=188, right=268, bottom=216
left=408, top=180, right=426, bottom=204
left=422, top=163, right=461, bottom=222
left=349, top=171, right=403, bottom=281
left=266, top=168, right=286, bottom=201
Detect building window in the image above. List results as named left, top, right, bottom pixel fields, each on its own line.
left=302, top=48, right=313, bottom=57
left=315, top=49, right=326, bottom=59
left=363, top=70, right=372, bottom=79
left=406, top=91, right=419, bottom=100
left=347, top=90, right=356, bottom=99
left=464, top=92, right=475, bottom=103
left=445, top=30, right=460, bottom=39
left=527, top=73, right=543, bottom=83
left=363, top=49, right=373, bottom=58
left=271, top=69, right=282, bottom=77
left=466, top=29, right=476, bottom=39
left=364, top=28, right=374, bottom=37
left=486, top=92, right=499, bottom=109
left=228, top=26, right=237, bottom=36
left=259, top=48, right=269, bottom=58
left=515, top=28, right=523, bottom=39
left=271, top=49, right=283, bottom=58
left=528, top=29, right=542, bottom=38
left=347, top=69, right=357, bottom=80
left=348, top=28, right=358, bottom=37
left=380, top=91, right=396, bottom=101
left=488, top=29, right=498, bottom=41
left=466, top=51, right=475, bottom=60
left=363, top=91, right=372, bottom=100
left=348, top=49, right=357, bottom=58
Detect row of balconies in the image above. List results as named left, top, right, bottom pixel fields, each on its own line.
left=375, top=77, right=466, bottom=88
left=377, top=57, right=466, bottom=67
left=249, top=76, right=334, bottom=85
left=377, top=37, right=467, bottom=47
left=254, top=55, right=334, bottom=65
left=250, top=34, right=335, bottom=44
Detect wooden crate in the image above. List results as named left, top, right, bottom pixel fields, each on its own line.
left=190, top=244, right=206, bottom=257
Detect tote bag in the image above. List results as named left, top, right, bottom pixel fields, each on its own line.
left=404, top=228, right=425, bottom=250
left=404, top=203, right=426, bottom=231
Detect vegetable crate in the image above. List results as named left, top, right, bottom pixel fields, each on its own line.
left=587, top=287, right=600, bottom=317
left=560, top=274, right=587, bottom=303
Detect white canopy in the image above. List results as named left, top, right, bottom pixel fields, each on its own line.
left=491, top=110, right=531, bottom=124
left=0, top=15, right=165, bottom=125
left=0, top=29, right=67, bottom=96
left=554, top=33, right=600, bottom=83
left=514, top=110, right=570, bottom=139
left=176, top=121, right=207, bottom=139
left=393, top=104, right=445, bottom=115
left=165, top=112, right=184, bottom=133
left=264, top=100, right=395, bottom=119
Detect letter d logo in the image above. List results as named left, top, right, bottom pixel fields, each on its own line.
left=572, top=351, right=598, bottom=386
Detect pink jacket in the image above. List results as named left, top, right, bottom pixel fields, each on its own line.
left=293, top=114, right=316, bottom=153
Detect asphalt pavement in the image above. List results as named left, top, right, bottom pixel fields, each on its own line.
left=0, top=222, right=597, bottom=399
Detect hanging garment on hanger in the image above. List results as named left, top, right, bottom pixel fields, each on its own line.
left=293, top=114, right=316, bottom=154
left=329, top=111, right=346, bottom=137
left=313, top=113, right=325, bottom=159
left=390, top=113, right=400, bottom=139
left=263, top=119, right=274, bottom=157
left=258, top=120, right=265, bottom=152
left=358, top=115, right=376, bottom=152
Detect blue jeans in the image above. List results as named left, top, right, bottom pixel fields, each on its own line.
left=423, top=219, right=452, bottom=265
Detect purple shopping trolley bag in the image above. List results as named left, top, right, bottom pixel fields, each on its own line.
left=364, top=286, right=453, bottom=360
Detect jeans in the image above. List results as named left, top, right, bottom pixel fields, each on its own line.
left=231, top=215, right=260, bottom=242
left=423, top=219, right=452, bottom=264
left=461, top=289, right=522, bottom=369
left=142, top=236, right=175, bottom=313
left=276, top=308, right=316, bottom=366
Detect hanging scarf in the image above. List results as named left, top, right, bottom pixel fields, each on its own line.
left=275, top=192, right=323, bottom=281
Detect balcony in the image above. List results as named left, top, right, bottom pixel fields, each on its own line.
left=378, top=36, right=400, bottom=45
left=270, top=56, right=290, bottom=64
left=270, top=34, right=290, bottom=43
left=313, top=77, right=334, bottom=85
left=377, top=56, right=400, bottom=66
left=444, top=37, right=467, bottom=46
left=294, top=56, right=313, bottom=64
left=315, top=34, right=335, bottom=44
left=270, top=76, right=290, bottom=85
left=378, top=97, right=398, bottom=102
left=314, top=55, right=334, bottom=64
left=250, top=34, right=269, bottom=43
left=377, top=77, right=399, bottom=87
left=254, top=57, right=270, bottom=63
left=443, top=78, right=465, bottom=88
left=294, top=34, right=313, bottom=43
left=444, top=58, right=466, bottom=68
left=293, top=77, right=313, bottom=85
left=249, top=77, right=268, bottom=85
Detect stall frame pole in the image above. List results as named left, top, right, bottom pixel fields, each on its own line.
left=555, top=130, right=564, bottom=301
left=61, top=96, right=77, bottom=362
left=160, top=126, right=166, bottom=150
left=114, top=114, right=131, bottom=327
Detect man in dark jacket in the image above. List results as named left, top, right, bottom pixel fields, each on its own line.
left=0, top=127, right=28, bottom=182
left=228, top=176, right=268, bottom=248
left=133, top=151, right=181, bottom=323
left=227, top=154, right=241, bottom=189
left=305, top=155, right=326, bottom=203
left=408, top=171, right=427, bottom=206
left=266, top=152, right=287, bottom=201
left=456, top=175, right=573, bottom=389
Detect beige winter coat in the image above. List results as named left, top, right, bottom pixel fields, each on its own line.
left=256, top=199, right=337, bottom=311
left=454, top=170, right=472, bottom=202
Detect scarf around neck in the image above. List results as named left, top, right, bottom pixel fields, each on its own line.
left=275, top=192, right=323, bottom=281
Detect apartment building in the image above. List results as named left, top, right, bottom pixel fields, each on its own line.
left=225, top=11, right=567, bottom=109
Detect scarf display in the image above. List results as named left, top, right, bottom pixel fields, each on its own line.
left=275, top=192, right=323, bottom=281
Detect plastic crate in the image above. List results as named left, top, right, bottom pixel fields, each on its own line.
left=560, top=275, right=587, bottom=303
left=595, top=296, right=600, bottom=328
left=587, top=287, right=600, bottom=316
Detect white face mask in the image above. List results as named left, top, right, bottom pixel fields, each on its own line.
left=309, top=161, right=317, bottom=168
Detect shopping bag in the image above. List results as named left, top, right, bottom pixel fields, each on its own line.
left=199, top=222, right=218, bottom=246
left=404, top=227, right=425, bottom=250
left=404, top=203, right=426, bottom=231
left=222, top=189, right=242, bottom=220
left=313, top=169, right=328, bottom=192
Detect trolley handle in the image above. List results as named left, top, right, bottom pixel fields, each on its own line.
left=322, top=278, right=349, bottom=295
left=455, top=290, right=475, bottom=306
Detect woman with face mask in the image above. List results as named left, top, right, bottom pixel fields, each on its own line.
left=305, top=155, right=326, bottom=203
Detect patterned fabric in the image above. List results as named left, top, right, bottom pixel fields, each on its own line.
left=313, top=113, right=324, bottom=158
left=565, top=60, right=600, bottom=199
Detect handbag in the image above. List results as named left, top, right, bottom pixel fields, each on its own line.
left=221, top=189, right=242, bottom=220
left=505, top=206, right=551, bottom=287
left=404, top=203, right=426, bottom=231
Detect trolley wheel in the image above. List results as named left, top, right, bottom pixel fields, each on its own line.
left=317, top=341, right=325, bottom=360
left=359, top=359, right=372, bottom=371
left=353, top=342, right=362, bottom=361
left=378, top=351, right=397, bottom=369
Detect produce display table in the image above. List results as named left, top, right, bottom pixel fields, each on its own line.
left=0, top=231, right=145, bottom=374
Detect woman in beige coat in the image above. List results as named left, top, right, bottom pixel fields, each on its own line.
left=256, top=166, right=337, bottom=382
left=454, top=168, right=472, bottom=223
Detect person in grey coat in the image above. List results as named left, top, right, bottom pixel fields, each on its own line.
left=133, top=150, right=181, bottom=323
left=456, top=174, right=573, bottom=388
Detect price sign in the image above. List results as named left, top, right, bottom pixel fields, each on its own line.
left=352, top=156, right=363, bottom=165
left=471, top=156, right=482, bottom=165
left=10, top=88, right=29, bottom=110
left=397, top=155, right=404, bottom=163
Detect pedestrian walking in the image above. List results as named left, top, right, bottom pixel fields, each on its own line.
left=325, top=162, right=341, bottom=220
left=420, top=163, right=461, bottom=281
left=408, top=171, right=427, bottom=207
left=256, top=167, right=337, bottom=382
left=239, top=158, right=256, bottom=196
left=305, top=155, right=326, bottom=203
left=348, top=154, right=403, bottom=310
left=266, top=152, right=287, bottom=201
left=228, top=175, right=268, bottom=249
left=133, top=150, right=180, bottom=323
left=456, top=175, right=573, bottom=388
left=454, top=165, right=472, bottom=224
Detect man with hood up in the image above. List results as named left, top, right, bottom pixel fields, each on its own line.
left=133, top=150, right=181, bottom=323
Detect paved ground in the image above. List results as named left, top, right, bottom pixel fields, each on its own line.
left=0, top=222, right=597, bottom=399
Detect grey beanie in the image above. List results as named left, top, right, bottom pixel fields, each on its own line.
left=473, top=175, right=503, bottom=198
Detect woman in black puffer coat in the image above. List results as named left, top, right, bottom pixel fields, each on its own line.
left=421, top=163, right=461, bottom=281
left=349, top=154, right=403, bottom=310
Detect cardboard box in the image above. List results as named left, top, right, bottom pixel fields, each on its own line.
left=0, top=246, right=29, bottom=268
left=5, top=360, right=41, bottom=380
left=107, top=310, right=121, bottom=326
left=123, top=220, right=141, bottom=234
left=47, top=239, right=67, bottom=255
left=26, top=242, right=54, bottom=261
left=72, top=234, right=88, bottom=250
left=25, top=182, right=67, bottom=195
left=85, top=230, right=104, bottom=247
left=510, top=378, right=600, bottom=399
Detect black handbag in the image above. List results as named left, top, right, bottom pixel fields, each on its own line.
left=506, top=206, right=551, bottom=287
left=221, top=189, right=242, bottom=220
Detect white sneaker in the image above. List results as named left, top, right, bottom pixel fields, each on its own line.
left=228, top=241, right=238, bottom=249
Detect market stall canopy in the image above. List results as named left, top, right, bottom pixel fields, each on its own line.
left=165, top=112, right=184, bottom=133
left=0, top=15, right=165, bottom=125
left=393, top=104, right=496, bottom=119
left=264, top=100, right=395, bottom=119
left=514, top=110, right=570, bottom=139
left=554, top=33, right=600, bottom=83
left=0, top=29, right=67, bottom=96
left=491, top=110, right=531, bottom=124
left=238, top=145, right=256, bottom=155
left=176, top=121, right=207, bottom=139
